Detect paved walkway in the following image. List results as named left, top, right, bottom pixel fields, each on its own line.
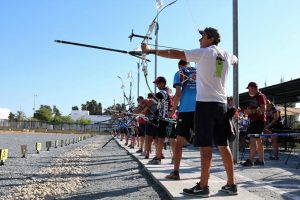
left=116, top=138, right=300, bottom=200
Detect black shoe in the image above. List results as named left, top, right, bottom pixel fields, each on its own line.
left=136, top=149, right=143, bottom=153
left=183, top=183, right=209, bottom=198
left=241, top=159, right=253, bottom=167
left=269, top=156, right=279, bottom=160
left=254, top=159, right=265, bottom=166
left=164, top=142, right=167, bottom=150
left=221, top=183, right=238, bottom=195
left=165, top=171, right=180, bottom=180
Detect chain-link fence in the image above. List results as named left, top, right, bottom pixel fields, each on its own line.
left=0, top=119, right=116, bottom=133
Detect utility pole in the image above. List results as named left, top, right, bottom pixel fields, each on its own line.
left=137, top=62, right=140, bottom=98
left=233, top=0, right=239, bottom=163
left=33, top=94, right=37, bottom=116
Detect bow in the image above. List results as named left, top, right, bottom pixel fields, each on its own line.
left=117, top=76, right=135, bottom=111
left=139, top=0, right=178, bottom=94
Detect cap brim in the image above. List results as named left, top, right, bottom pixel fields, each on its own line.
left=198, top=29, right=204, bottom=35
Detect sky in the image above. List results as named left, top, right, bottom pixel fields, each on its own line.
left=1, top=0, right=300, bottom=117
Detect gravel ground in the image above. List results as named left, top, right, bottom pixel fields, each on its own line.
left=0, top=133, right=171, bottom=200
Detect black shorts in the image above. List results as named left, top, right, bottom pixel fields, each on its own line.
left=138, top=124, right=146, bottom=137
left=194, top=101, right=227, bottom=147
left=119, top=127, right=128, bottom=134
left=157, top=120, right=168, bottom=138
left=247, top=120, right=265, bottom=138
left=146, top=122, right=158, bottom=137
left=168, top=123, right=176, bottom=139
left=176, top=112, right=194, bottom=140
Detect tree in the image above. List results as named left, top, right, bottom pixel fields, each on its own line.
left=98, top=102, right=103, bottom=115
left=51, top=115, right=74, bottom=123
left=8, top=112, right=16, bottom=121
left=53, top=105, right=61, bottom=117
left=77, top=118, right=91, bottom=124
left=81, top=99, right=102, bottom=115
left=72, top=106, right=79, bottom=110
left=81, top=103, right=87, bottom=110
left=16, top=111, right=26, bottom=121
left=59, top=115, right=74, bottom=123
left=103, top=103, right=125, bottom=115
left=34, top=105, right=52, bottom=121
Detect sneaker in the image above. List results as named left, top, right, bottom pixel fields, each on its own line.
left=161, top=154, right=165, bottom=159
left=136, top=149, right=143, bottom=153
left=144, top=155, right=149, bottom=159
left=183, top=183, right=209, bottom=198
left=254, top=159, right=265, bottom=166
left=164, top=142, right=167, bottom=150
left=165, top=171, right=180, bottom=180
left=124, top=142, right=128, bottom=146
left=269, top=156, right=279, bottom=160
left=241, top=159, right=253, bottom=167
left=148, top=158, right=161, bottom=165
left=221, top=183, right=238, bottom=195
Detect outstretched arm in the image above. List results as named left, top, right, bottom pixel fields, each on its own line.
left=141, top=43, right=186, bottom=60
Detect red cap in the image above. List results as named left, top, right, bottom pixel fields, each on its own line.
left=246, top=82, right=258, bottom=89
left=153, top=76, right=166, bottom=84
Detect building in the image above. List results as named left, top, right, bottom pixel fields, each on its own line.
left=0, top=108, right=10, bottom=120
left=69, top=110, right=111, bottom=124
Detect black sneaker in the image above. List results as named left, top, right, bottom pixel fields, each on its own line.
left=254, top=159, right=265, bottom=166
left=269, top=156, right=279, bottom=160
left=136, top=149, right=143, bottom=153
left=165, top=171, right=180, bottom=180
left=221, top=183, right=238, bottom=195
left=183, top=183, right=209, bottom=198
left=241, top=159, right=253, bottom=167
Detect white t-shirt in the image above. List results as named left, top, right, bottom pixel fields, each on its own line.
left=184, top=45, right=237, bottom=103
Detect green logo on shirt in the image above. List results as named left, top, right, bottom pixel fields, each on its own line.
left=215, top=56, right=224, bottom=78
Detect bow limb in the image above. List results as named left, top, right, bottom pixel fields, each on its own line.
left=140, top=0, right=178, bottom=95
left=117, top=76, right=129, bottom=107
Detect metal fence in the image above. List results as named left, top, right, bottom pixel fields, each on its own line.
left=0, top=119, right=116, bottom=133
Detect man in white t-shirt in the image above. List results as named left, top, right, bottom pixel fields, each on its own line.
left=141, top=27, right=238, bottom=197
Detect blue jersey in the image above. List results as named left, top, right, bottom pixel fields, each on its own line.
left=173, top=67, right=196, bottom=112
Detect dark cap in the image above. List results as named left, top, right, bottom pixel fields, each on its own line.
left=153, top=76, right=167, bottom=84
left=246, top=82, right=258, bottom=89
left=199, top=27, right=221, bottom=45
left=178, top=60, right=189, bottom=67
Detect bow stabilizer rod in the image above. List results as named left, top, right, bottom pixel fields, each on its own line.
left=54, top=40, right=150, bottom=62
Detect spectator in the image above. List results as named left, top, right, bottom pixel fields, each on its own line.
left=241, top=82, right=267, bottom=167
left=264, top=100, right=284, bottom=160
